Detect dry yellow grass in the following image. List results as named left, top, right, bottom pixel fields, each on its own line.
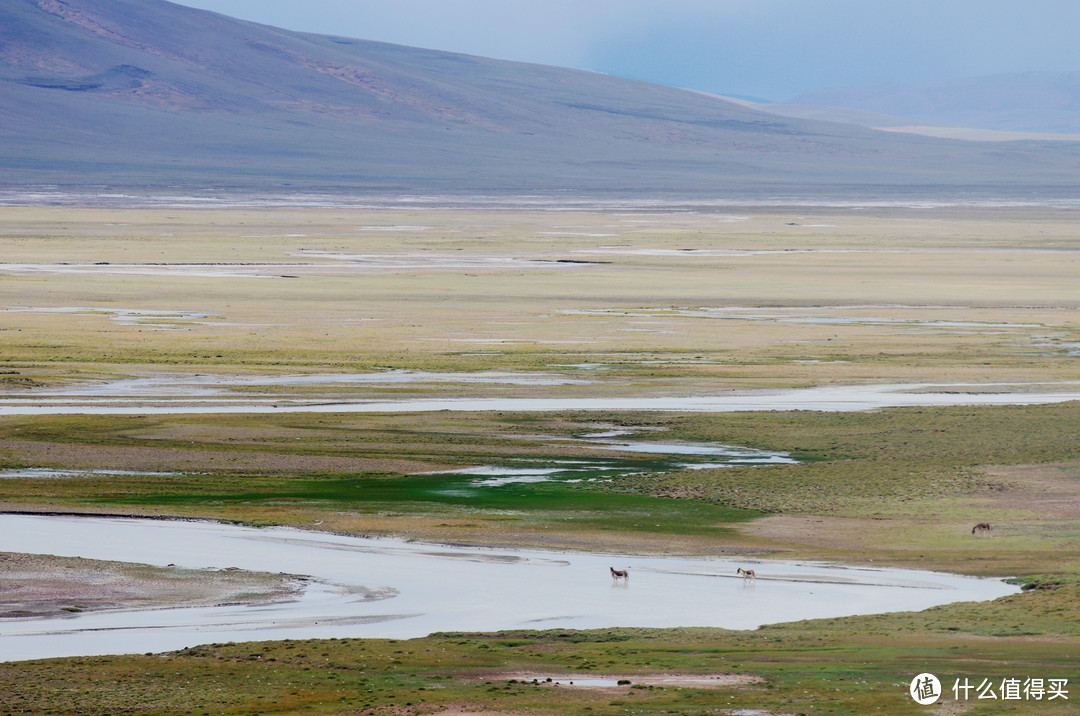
left=1, top=205, right=1077, bottom=396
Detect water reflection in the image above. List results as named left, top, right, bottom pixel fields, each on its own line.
left=419, top=431, right=797, bottom=492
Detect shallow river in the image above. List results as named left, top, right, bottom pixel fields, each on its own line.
left=0, top=514, right=1016, bottom=663
left=2, top=381, right=1079, bottom=415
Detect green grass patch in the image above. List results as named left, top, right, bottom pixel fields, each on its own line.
left=4, top=403, right=1080, bottom=559
left=7, top=470, right=755, bottom=538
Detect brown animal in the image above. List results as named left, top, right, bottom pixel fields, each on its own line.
left=972, top=522, right=993, bottom=536
left=737, top=567, right=756, bottom=581
left=610, top=567, right=629, bottom=582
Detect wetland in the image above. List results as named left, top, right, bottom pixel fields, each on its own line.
left=1, top=205, right=1079, bottom=714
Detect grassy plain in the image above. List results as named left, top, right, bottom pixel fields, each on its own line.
left=1, top=205, right=1078, bottom=391
left=3, top=581, right=1079, bottom=715
left=1, top=206, right=1079, bottom=714
left=1, top=405, right=1079, bottom=573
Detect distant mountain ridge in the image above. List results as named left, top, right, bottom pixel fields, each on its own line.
left=788, top=72, right=1080, bottom=135
left=3, top=0, right=1080, bottom=200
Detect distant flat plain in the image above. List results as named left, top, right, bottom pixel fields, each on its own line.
left=1, top=205, right=1078, bottom=396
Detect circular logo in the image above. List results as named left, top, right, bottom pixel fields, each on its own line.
left=910, top=673, right=942, bottom=705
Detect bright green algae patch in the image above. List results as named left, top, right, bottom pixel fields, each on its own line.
left=8, top=468, right=761, bottom=538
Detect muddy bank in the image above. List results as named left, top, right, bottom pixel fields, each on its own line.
left=486, top=672, right=764, bottom=690
left=0, top=551, right=304, bottom=619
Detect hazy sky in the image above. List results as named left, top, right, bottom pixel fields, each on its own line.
left=173, top=0, right=1080, bottom=101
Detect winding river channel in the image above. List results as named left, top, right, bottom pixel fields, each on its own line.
left=4, top=379, right=1071, bottom=661
left=3, top=380, right=1080, bottom=415
left=0, top=514, right=1016, bottom=663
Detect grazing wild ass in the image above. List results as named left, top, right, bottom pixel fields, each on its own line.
left=972, top=522, right=993, bottom=536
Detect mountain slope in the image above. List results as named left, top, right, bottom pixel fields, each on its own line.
left=3, top=0, right=1080, bottom=199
